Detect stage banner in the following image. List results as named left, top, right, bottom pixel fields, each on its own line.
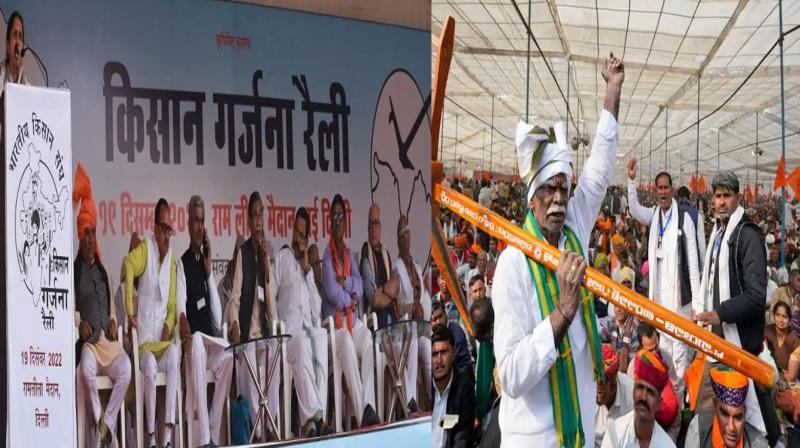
left=0, top=1, right=431, bottom=294
left=4, top=83, right=74, bottom=446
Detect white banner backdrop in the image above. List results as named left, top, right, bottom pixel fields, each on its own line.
left=5, top=83, right=74, bottom=447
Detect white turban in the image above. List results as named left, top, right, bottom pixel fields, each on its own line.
left=515, top=120, right=572, bottom=203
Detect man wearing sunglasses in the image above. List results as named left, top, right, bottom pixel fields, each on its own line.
left=393, top=214, right=432, bottom=412
left=123, top=198, right=180, bottom=448
left=321, top=194, right=380, bottom=428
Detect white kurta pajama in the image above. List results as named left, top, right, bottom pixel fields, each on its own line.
left=628, top=187, right=701, bottom=402
left=274, top=247, right=328, bottom=426
left=123, top=234, right=180, bottom=437
left=321, top=246, right=376, bottom=425
left=493, top=109, right=618, bottom=447
left=228, top=249, right=281, bottom=439
left=393, top=257, right=432, bottom=405
left=176, top=254, right=234, bottom=446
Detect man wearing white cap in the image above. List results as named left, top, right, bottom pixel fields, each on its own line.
left=492, top=53, right=624, bottom=447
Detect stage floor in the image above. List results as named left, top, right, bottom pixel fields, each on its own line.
left=227, top=415, right=432, bottom=447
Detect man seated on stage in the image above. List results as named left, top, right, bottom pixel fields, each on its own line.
left=360, top=203, right=400, bottom=329
left=320, top=194, right=380, bottom=428
left=176, top=195, right=234, bottom=447
left=227, top=191, right=280, bottom=442
left=123, top=198, right=180, bottom=448
left=309, top=243, right=322, bottom=294
left=594, top=345, right=634, bottom=448
left=432, top=325, right=475, bottom=448
left=685, top=365, right=768, bottom=448
left=601, top=350, right=676, bottom=448
left=74, top=163, right=130, bottom=448
left=274, top=207, right=330, bottom=437
left=393, top=214, right=433, bottom=411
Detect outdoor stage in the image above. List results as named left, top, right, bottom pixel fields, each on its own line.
left=237, top=416, right=432, bottom=448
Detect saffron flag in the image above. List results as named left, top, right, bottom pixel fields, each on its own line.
left=775, top=155, right=787, bottom=191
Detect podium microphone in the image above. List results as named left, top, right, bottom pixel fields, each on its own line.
left=20, top=46, right=49, bottom=87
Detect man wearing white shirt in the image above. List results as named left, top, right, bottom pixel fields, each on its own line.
left=273, top=207, right=329, bottom=436
left=492, top=53, right=623, bottom=447
left=392, top=214, right=432, bottom=411
left=176, top=195, right=234, bottom=447
left=627, top=158, right=701, bottom=403
left=464, top=250, right=487, bottom=293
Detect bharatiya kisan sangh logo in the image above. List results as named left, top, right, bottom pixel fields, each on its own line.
left=8, top=113, right=69, bottom=317
left=370, top=69, right=432, bottom=271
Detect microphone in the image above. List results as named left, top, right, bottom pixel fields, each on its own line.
left=20, top=46, right=49, bottom=87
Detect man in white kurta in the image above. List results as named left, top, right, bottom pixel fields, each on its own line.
left=123, top=200, right=180, bottom=448
left=492, top=53, right=623, bottom=447
left=274, top=207, right=329, bottom=436
left=627, top=159, right=701, bottom=403
left=176, top=195, right=233, bottom=446
left=392, top=214, right=432, bottom=410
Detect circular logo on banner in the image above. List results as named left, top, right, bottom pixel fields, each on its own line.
left=370, top=69, right=431, bottom=273
left=12, top=131, right=69, bottom=306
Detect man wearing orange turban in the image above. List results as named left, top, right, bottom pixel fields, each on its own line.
left=73, top=163, right=130, bottom=448
left=601, top=350, right=676, bottom=447
left=685, top=365, right=768, bottom=448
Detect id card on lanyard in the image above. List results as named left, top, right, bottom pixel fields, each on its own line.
left=656, top=208, right=673, bottom=259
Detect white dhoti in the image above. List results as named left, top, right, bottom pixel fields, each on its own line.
left=334, top=317, right=375, bottom=425
left=286, top=327, right=325, bottom=425
left=187, top=332, right=234, bottom=445
left=141, top=344, right=180, bottom=434
left=311, top=329, right=329, bottom=420
left=236, top=340, right=280, bottom=439
left=79, top=346, right=131, bottom=433
left=403, top=331, right=431, bottom=405
left=659, top=303, right=692, bottom=403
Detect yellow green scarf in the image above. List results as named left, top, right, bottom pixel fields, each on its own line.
left=523, top=210, right=604, bottom=448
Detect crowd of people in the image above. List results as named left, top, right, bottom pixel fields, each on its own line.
left=432, top=53, right=800, bottom=448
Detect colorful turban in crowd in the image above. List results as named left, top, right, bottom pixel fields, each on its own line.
left=634, top=350, right=669, bottom=391
left=656, top=379, right=679, bottom=427
left=611, top=234, right=625, bottom=246
left=710, top=365, right=749, bottom=408
left=515, top=120, right=571, bottom=203
left=601, top=344, right=619, bottom=381
left=471, top=243, right=482, bottom=255
left=72, top=162, right=99, bottom=257
left=620, top=266, right=635, bottom=286
left=453, top=235, right=467, bottom=249
left=594, top=252, right=609, bottom=270
left=641, top=260, right=649, bottom=278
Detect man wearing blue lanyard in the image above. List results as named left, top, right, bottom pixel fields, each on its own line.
left=626, top=158, right=702, bottom=426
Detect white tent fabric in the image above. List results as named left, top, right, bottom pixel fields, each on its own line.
left=433, top=0, right=800, bottom=188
